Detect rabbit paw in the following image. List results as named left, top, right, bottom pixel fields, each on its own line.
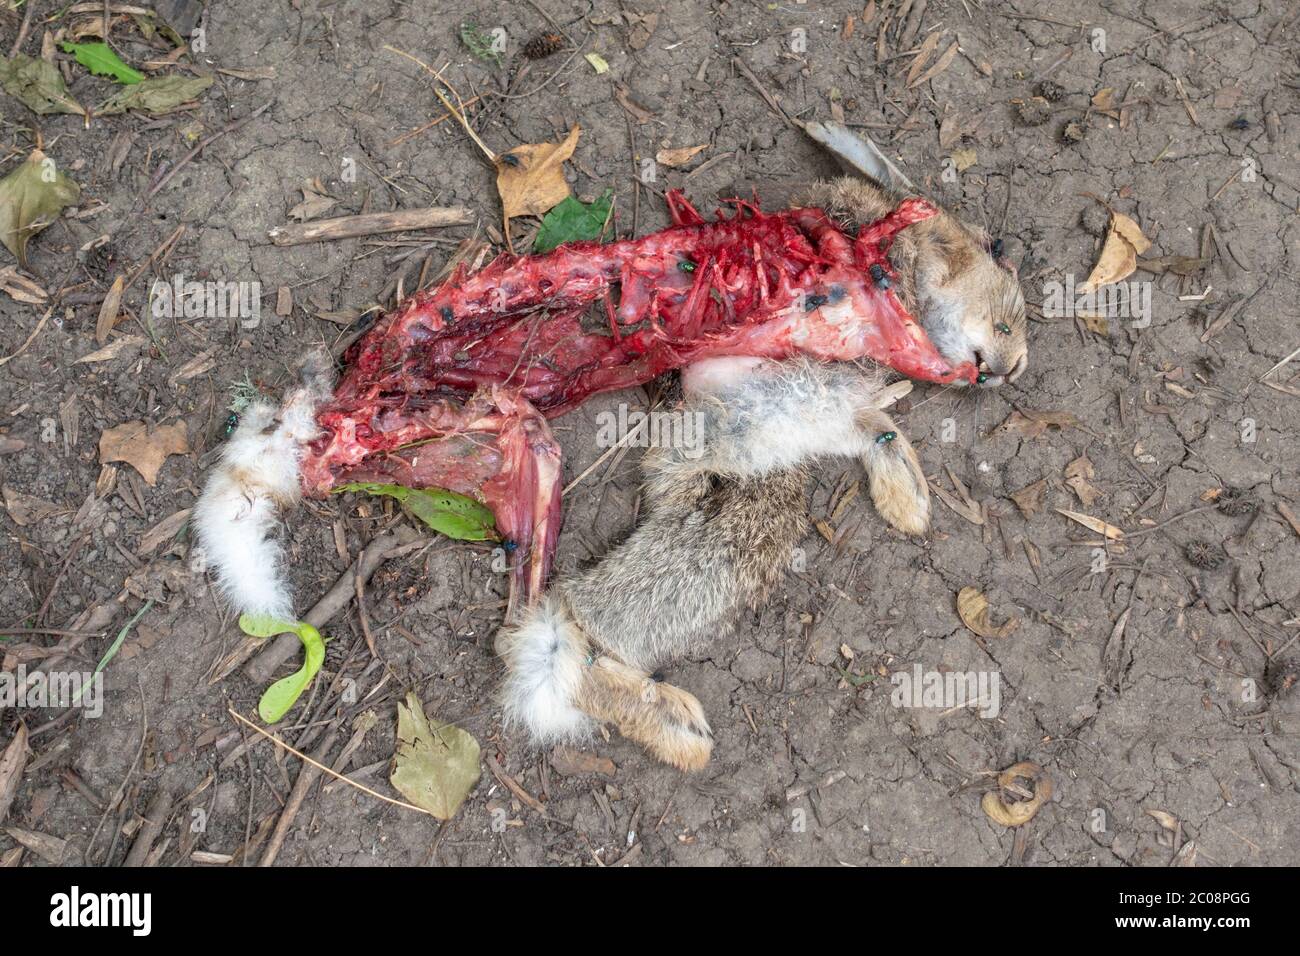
left=857, top=411, right=930, bottom=535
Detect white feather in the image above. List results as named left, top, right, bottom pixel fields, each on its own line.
left=499, top=597, right=593, bottom=743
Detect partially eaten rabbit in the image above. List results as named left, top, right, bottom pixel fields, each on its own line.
left=497, top=133, right=1028, bottom=770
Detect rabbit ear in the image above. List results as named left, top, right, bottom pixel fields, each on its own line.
left=804, top=121, right=918, bottom=194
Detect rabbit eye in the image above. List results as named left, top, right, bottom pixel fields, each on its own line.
left=995, top=322, right=1012, bottom=335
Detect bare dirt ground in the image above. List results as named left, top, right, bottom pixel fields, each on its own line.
left=1, top=0, right=1298, bottom=868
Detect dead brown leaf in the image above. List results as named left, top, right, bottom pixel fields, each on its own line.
left=550, top=746, right=616, bottom=776
left=3, top=827, right=65, bottom=864
left=957, top=586, right=1018, bottom=639
left=1064, top=455, right=1102, bottom=506
left=0, top=265, right=47, bottom=304
left=74, top=334, right=146, bottom=364
left=998, top=409, right=1080, bottom=439
left=95, top=275, right=125, bottom=344
left=137, top=508, right=191, bottom=557
left=1057, top=508, right=1124, bottom=540
left=981, top=761, right=1052, bottom=827
left=2, top=484, right=64, bottom=526
left=1010, top=478, right=1048, bottom=517
left=903, top=32, right=941, bottom=86
left=655, top=144, right=708, bottom=168
left=288, top=178, right=339, bottom=222
left=98, top=420, right=189, bottom=485
left=1080, top=211, right=1151, bottom=293
left=0, top=724, right=29, bottom=826
left=496, top=126, right=581, bottom=225
left=908, top=41, right=959, bottom=89
left=950, top=146, right=977, bottom=172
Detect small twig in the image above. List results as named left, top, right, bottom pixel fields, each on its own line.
left=7, top=0, right=35, bottom=57
left=237, top=525, right=425, bottom=685
left=32, top=534, right=89, bottom=625
left=143, top=101, right=275, bottom=204
left=384, top=47, right=497, bottom=162
left=259, top=726, right=340, bottom=866
left=122, top=789, right=173, bottom=867
left=228, top=709, right=437, bottom=819
left=267, top=207, right=472, bottom=246
left=384, top=94, right=485, bottom=147
left=87, top=676, right=148, bottom=863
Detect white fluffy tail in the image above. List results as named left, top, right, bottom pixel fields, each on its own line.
left=193, top=360, right=332, bottom=620
left=497, top=596, right=593, bottom=744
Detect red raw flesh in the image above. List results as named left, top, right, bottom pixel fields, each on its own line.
left=302, top=194, right=977, bottom=601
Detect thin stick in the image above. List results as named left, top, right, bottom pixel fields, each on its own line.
left=143, top=101, right=274, bottom=203
left=385, top=94, right=484, bottom=147
left=7, top=0, right=34, bottom=57
left=384, top=47, right=497, bottom=162
left=259, top=726, right=338, bottom=866
left=87, top=677, right=148, bottom=862
left=0, top=305, right=52, bottom=368
left=562, top=415, right=650, bottom=496
left=227, top=708, right=437, bottom=818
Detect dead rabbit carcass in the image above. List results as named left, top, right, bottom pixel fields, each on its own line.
left=193, top=125, right=1027, bottom=768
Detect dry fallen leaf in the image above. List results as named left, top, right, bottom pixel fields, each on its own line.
left=1080, top=210, right=1151, bottom=293
left=950, top=147, right=977, bottom=172
left=3, top=826, right=65, bottom=864
left=1079, top=312, right=1109, bottom=336
left=2, top=484, right=64, bottom=526
left=957, top=586, right=1018, bottom=639
left=0, top=264, right=47, bottom=304
left=1057, top=508, right=1124, bottom=541
left=550, top=746, right=616, bottom=777
left=95, top=275, right=125, bottom=344
left=655, top=144, right=708, bottom=168
left=136, top=508, right=191, bottom=557
left=0, top=724, right=29, bottom=827
left=288, top=178, right=339, bottom=222
left=998, top=409, right=1080, bottom=439
left=981, top=761, right=1053, bottom=827
left=1010, top=478, right=1048, bottom=517
left=98, top=420, right=189, bottom=485
left=903, top=32, right=941, bottom=86
left=496, top=125, right=581, bottom=224
left=74, top=334, right=146, bottom=364
left=1064, top=455, right=1102, bottom=506
left=908, top=40, right=960, bottom=89
left=1145, top=808, right=1179, bottom=832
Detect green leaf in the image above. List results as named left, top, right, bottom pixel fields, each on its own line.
left=533, top=190, right=613, bottom=253
left=459, top=22, right=502, bottom=66
left=239, top=614, right=326, bottom=723
left=59, top=41, right=146, bottom=84
left=95, top=75, right=212, bottom=115
left=0, top=149, right=81, bottom=267
left=72, top=600, right=154, bottom=704
left=835, top=664, right=877, bottom=688
left=0, top=54, right=86, bottom=116
left=334, top=483, right=498, bottom=541
left=390, top=690, right=481, bottom=819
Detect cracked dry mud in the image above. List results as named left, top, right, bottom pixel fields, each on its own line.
left=1, top=0, right=1297, bottom=867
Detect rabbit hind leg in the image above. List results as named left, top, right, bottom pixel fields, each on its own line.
left=575, top=656, right=714, bottom=772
